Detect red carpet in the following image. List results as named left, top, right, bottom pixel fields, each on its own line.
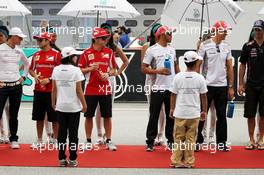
left=0, top=144, right=264, bottom=168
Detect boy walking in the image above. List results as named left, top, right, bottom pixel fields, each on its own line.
left=170, top=51, right=208, bottom=168
left=51, top=47, right=87, bottom=167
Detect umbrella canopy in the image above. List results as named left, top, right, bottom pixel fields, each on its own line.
left=258, top=7, right=264, bottom=15
left=57, top=0, right=140, bottom=18
left=161, top=0, right=244, bottom=38
left=0, top=0, right=31, bottom=16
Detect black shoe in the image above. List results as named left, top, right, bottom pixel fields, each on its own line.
left=217, top=143, right=230, bottom=152
left=146, top=144, right=154, bottom=152
left=68, top=160, right=78, bottom=167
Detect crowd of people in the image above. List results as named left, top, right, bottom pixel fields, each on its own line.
left=0, top=18, right=263, bottom=168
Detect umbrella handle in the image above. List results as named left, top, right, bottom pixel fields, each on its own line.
left=199, top=0, right=205, bottom=39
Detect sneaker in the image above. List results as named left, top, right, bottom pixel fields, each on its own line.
left=59, top=159, right=68, bottom=167
left=96, top=136, right=105, bottom=145
left=245, top=142, right=256, bottom=150
left=106, top=141, right=117, bottom=151
left=30, top=140, right=45, bottom=149
left=68, top=160, right=78, bottom=167
left=154, top=134, right=164, bottom=146
left=0, top=135, right=9, bottom=144
left=170, top=163, right=185, bottom=168
left=256, top=142, right=264, bottom=150
left=10, top=141, right=20, bottom=149
left=208, top=136, right=215, bottom=144
left=80, top=141, right=93, bottom=151
left=146, top=144, right=154, bottom=152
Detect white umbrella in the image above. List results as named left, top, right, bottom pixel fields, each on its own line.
left=161, top=0, right=244, bottom=38
left=0, top=0, right=31, bottom=16
left=58, top=0, right=140, bottom=25
left=258, top=7, right=264, bottom=15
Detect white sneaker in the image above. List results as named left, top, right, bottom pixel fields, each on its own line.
left=106, top=141, right=117, bottom=151
left=208, top=136, right=215, bottom=144
left=68, top=160, right=78, bottom=167
left=59, top=159, right=68, bottom=167
left=96, top=136, right=105, bottom=145
left=80, top=141, right=93, bottom=151
left=10, top=141, right=20, bottom=149
left=0, top=135, right=9, bottom=144
left=30, top=140, right=45, bottom=149
left=3, top=135, right=9, bottom=144
left=154, top=134, right=164, bottom=146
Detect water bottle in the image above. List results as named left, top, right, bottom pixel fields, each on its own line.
left=164, top=55, right=171, bottom=75
left=227, top=99, right=235, bottom=118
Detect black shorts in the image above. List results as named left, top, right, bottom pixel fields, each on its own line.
left=32, top=91, right=57, bottom=122
left=84, top=95, right=112, bottom=118
left=244, top=85, right=264, bottom=118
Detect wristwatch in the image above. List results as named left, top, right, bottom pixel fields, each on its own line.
left=228, top=85, right=233, bottom=88
left=22, top=76, right=26, bottom=81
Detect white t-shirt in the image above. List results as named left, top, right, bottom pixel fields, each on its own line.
left=52, top=64, right=85, bottom=113
left=198, top=39, right=232, bottom=87
left=0, top=43, right=29, bottom=82
left=170, top=72, right=208, bottom=119
left=143, top=43, right=177, bottom=91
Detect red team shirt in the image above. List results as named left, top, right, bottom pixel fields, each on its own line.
left=29, top=49, right=61, bottom=92
left=78, top=46, right=117, bottom=96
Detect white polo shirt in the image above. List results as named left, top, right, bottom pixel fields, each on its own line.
left=52, top=64, right=85, bottom=113
left=199, top=39, right=232, bottom=87
left=143, top=43, right=177, bottom=91
left=0, top=43, right=29, bottom=82
left=170, top=72, right=208, bottom=119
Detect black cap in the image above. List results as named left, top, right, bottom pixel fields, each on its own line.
left=253, top=20, right=264, bottom=30
left=0, top=26, right=9, bottom=38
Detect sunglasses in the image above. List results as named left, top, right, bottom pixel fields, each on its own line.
left=98, top=36, right=109, bottom=41
left=165, top=31, right=172, bottom=36
left=36, top=38, right=44, bottom=42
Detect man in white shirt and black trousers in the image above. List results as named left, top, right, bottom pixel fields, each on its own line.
left=142, top=25, right=180, bottom=152
left=0, top=27, right=29, bottom=149
left=196, top=21, right=235, bottom=151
